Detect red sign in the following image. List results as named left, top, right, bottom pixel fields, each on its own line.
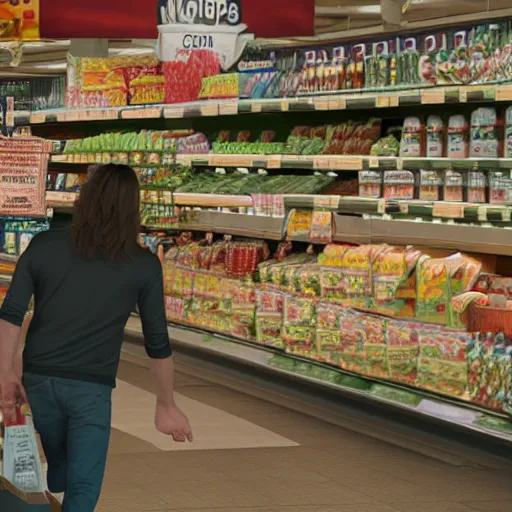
left=40, top=0, right=314, bottom=39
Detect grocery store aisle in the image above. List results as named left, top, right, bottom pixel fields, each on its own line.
left=97, top=353, right=512, bottom=512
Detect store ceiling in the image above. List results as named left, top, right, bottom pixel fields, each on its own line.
left=0, top=0, right=511, bottom=78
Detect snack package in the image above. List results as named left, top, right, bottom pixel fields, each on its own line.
left=415, top=255, right=453, bottom=325
left=417, top=328, right=469, bottom=397
left=383, top=170, right=415, bottom=200
left=418, top=170, right=443, bottom=201
left=230, top=280, right=256, bottom=340
left=282, top=294, right=316, bottom=357
left=444, top=170, right=465, bottom=202
left=338, top=309, right=367, bottom=374
left=290, top=265, right=322, bottom=297
left=315, top=302, right=344, bottom=364
left=255, top=287, right=285, bottom=348
left=373, top=246, right=421, bottom=304
left=386, top=321, right=420, bottom=384
left=489, top=171, right=512, bottom=204
left=359, top=170, right=382, bottom=198
left=309, top=210, right=333, bottom=244
left=361, top=314, right=388, bottom=379
left=286, top=209, right=313, bottom=239
left=466, top=170, right=487, bottom=203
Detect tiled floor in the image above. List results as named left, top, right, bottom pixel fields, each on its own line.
left=95, top=355, right=512, bottom=512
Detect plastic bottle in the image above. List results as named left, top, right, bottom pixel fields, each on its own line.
left=426, top=115, right=444, bottom=157
left=400, top=116, right=425, bottom=157
left=447, top=115, right=469, bottom=159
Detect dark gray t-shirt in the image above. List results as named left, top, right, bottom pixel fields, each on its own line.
left=0, top=228, right=171, bottom=387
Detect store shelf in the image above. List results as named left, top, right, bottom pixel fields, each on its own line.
left=19, top=83, right=512, bottom=127
left=124, top=317, right=512, bottom=445
left=368, top=218, right=512, bottom=255
left=180, top=211, right=283, bottom=239
left=52, top=153, right=512, bottom=172
left=142, top=209, right=512, bottom=255
left=195, top=155, right=512, bottom=171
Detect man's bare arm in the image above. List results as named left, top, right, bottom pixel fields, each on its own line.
left=151, top=356, right=193, bottom=442
left=0, top=319, right=22, bottom=376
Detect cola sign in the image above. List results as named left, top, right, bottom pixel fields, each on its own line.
left=156, top=0, right=253, bottom=70
left=158, top=0, right=242, bottom=26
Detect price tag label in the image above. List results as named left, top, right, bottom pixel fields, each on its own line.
left=47, top=191, right=77, bottom=204
left=280, top=100, right=290, bottom=112
left=121, top=107, right=162, bottom=119
left=232, top=156, right=254, bottom=167
left=399, top=202, right=409, bottom=214
left=496, top=84, right=512, bottom=102
left=266, top=155, right=282, bottom=169
left=369, top=157, right=379, bottom=169
left=459, top=87, right=468, bottom=103
left=375, top=96, right=390, bottom=108
left=218, top=100, right=238, bottom=116
left=377, top=199, right=386, bottom=214
left=433, top=202, right=464, bottom=219
left=143, top=107, right=162, bottom=118
left=331, top=157, right=363, bottom=171
left=389, top=95, right=399, bottom=108
left=164, top=106, right=185, bottom=118
left=250, top=102, right=262, bottom=113
left=396, top=158, right=403, bottom=170
left=313, top=156, right=330, bottom=169
left=200, top=103, right=219, bottom=116
left=30, top=113, right=46, bottom=124
left=104, top=110, right=119, bottom=120
left=314, top=98, right=329, bottom=110
left=313, top=195, right=339, bottom=209
left=503, top=209, right=511, bottom=223
left=337, top=98, right=347, bottom=110
left=85, top=110, right=101, bottom=121
left=327, top=98, right=339, bottom=110
left=421, top=89, right=446, bottom=104
left=177, top=154, right=192, bottom=166
left=477, top=205, right=488, bottom=222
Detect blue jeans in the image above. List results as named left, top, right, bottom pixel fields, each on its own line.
left=23, top=373, right=112, bottom=512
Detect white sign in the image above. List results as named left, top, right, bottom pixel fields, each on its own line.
left=158, top=0, right=242, bottom=26
left=156, top=0, right=253, bottom=70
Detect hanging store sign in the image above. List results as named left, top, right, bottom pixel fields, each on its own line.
left=0, top=0, right=40, bottom=40
left=156, top=0, right=253, bottom=70
left=0, top=137, right=50, bottom=217
left=39, top=0, right=314, bottom=40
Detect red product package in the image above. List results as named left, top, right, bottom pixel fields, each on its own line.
left=163, top=50, right=221, bottom=104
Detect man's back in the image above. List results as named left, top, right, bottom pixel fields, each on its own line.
left=1, top=228, right=170, bottom=387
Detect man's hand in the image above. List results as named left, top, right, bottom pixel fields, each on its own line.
left=0, top=372, right=27, bottom=424
left=155, top=402, right=193, bottom=443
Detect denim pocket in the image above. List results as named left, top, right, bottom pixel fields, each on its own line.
left=23, top=372, right=51, bottom=391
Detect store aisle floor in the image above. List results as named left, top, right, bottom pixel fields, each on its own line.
left=97, top=355, right=512, bottom=512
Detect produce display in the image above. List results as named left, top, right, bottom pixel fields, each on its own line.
left=161, top=236, right=512, bottom=413
left=212, top=122, right=381, bottom=156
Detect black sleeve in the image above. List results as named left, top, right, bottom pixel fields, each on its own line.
left=0, top=248, right=34, bottom=327
left=138, top=258, right=172, bottom=359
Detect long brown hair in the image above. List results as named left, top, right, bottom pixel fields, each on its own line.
left=71, top=164, right=140, bottom=261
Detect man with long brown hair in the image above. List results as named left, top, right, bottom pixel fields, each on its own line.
left=0, top=164, right=192, bottom=512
